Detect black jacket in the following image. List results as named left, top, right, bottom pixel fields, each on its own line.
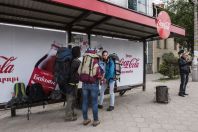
left=178, top=57, right=191, bottom=74
left=68, top=58, right=81, bottom=84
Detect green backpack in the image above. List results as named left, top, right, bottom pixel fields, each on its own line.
left=13, top=83, right=27, bottom=103
left=6, top=83, right=27, bottom=108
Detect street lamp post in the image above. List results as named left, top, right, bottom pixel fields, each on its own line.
left=192, top=0, right=198, bottom=82
left=194, top=0, right=198, bottom=51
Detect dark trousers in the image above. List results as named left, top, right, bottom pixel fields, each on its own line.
left=179, top=73, right=189, bottom=95
left=65, top=84, right=77, bottom=119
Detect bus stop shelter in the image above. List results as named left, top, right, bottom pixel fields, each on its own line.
left=0, top=0, right=185, bottom=104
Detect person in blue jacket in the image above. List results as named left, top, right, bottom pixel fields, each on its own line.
left=98, top=50, right=115, bottom=111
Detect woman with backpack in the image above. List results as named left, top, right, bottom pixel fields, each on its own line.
left=98, top=50, right=116, bottom=111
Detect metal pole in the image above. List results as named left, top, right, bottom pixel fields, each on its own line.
left=68, top=30, right=72, bottom=43
left=192, top=0, right=198, bottom=82
left=194, top=0, right=198, bottom=51
left=143, top=40, right=146, bottom=91
left=88, top=33, right=91, bottom=47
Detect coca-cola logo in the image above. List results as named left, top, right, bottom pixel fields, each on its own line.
left=157, top=20, right=171, bottom=31
left=0, top=56, right=17, bottom=74
left=120, top=58, right=140, bottom=69
left=33, top=74, right=56, bottom=86
left=156, top=11, right=171, bottom=39
left=0, top=56, right=19, bottom=84
left=120, top=54, right=140, bottom=74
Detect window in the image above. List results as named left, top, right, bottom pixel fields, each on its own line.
left=137, top=0, right=147, bottom=14
left=164, top=39, right=167, bottom=49
left=157, top=57, right=160, bottom=72
left=105, top=0, right=128, bottom=8
left=128, top=0, right=137, bottom=10
left=174, top=43, right=177, bottom=50
left=156, top=40, right=160, bottom=49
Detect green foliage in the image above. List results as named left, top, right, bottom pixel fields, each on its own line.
left=166, top=0, right=194, bottom=51
left=159, top=52, right=179, bottom=79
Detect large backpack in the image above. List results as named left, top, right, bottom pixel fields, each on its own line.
left=78, top=48, right=101, bottom=83
left=109, top=53, right=121, bottom=81
left=54, top=47, right=72, bottom=86
left=26, top=83, right=47, bottom=120
left=13, top=83, right=27, bottom=103
left=27, top=83, right=46, bottom=103
left=5, top=83, right=27, bottom=108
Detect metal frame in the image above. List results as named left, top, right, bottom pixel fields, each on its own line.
left=51, top=0, right=185, bottom=36
left=67, top=11, right=92, bottom=28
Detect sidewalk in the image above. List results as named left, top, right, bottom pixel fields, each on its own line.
left=0, top=74, right=198, bottom=132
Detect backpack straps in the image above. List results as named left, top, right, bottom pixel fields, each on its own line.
left=81, top=56, right=85, bottom=73
left=15, top=83, right=19, bottom=97
left=21, top=83, right=26, bottom=97
left=89, top=57, right=93, bottom=77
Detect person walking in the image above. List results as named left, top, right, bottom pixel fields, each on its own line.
left=178, top=51, right=192, bottom=97
left=98, top=50, right=116, bottom=111
left=65, top=46, right=81, bottom=121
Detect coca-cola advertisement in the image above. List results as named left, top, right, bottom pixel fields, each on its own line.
left=0, top=25, right=66, bottom=103
left=91, top=36, right=143, bottom=87
left=28, top=44, right=60, bottom=95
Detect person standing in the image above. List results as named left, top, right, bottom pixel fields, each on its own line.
left=98, top=50, right=116, bottom=111
left=79, top=48, right=102, bottom=127
left=65, top=46, right=81, bottom=121
left=178, top=52, right=192, bottom=97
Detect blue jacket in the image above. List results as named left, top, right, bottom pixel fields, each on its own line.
left=105, top=58, right=115, bottom=81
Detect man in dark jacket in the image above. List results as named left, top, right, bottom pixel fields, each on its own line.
left=178, top=52, right=192, bottom=97
left=65, top=46, right=81, bottom=121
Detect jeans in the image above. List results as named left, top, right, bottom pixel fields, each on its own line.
left=179, top=73, right=189, bottom=94
left=82, top=82, right=99, bottom=121
left=99, top=80, right=115, bottom=106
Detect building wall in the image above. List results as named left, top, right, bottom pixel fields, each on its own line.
left=152, top=38, right=179, bottom=73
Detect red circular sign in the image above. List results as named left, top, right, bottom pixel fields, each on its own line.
left=156, top=11, right=171, bottom=39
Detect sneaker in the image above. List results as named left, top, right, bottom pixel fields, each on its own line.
left=92, top=120, right=100, bottom=127
left=184, top=93, right=189, bottom=95
left=106, top=106, right=114, bottom=111
left=83, top=119, right=91, bottom=126
left=98, top=105, right=103, bottom=109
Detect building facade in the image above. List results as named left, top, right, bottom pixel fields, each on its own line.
left=147, top=38, right=180, bottom=73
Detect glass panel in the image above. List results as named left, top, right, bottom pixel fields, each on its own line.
left=138, top=0, right=146, bottom=13
left=128, top=0, right=137, bottom=10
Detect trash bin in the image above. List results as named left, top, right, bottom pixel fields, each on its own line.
left=156, top=86, right=169, bottom=103
left=192, top=64, right=198, bottom=82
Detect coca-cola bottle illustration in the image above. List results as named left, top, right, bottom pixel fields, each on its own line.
left=28, top=43, right=60, bottom=96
